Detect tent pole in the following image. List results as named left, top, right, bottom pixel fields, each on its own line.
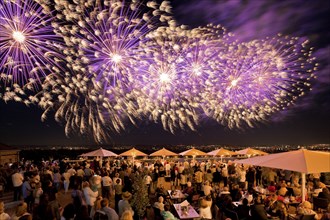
left=302, top=173, right=306, bottom=202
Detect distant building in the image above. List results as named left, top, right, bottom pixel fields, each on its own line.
left=0, top=143, right=20, bottom=166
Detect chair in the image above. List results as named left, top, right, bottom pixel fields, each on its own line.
left=312, top=197, right=329, bottom=211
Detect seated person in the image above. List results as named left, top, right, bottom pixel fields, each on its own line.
left=296, top=201, right=319, bottom=219
left=250, top=196, right=271, bottom=220
left=153, top=196, right=165, bottom=211
left=236, top=198, right=251, bottom=220
left=266, top=194, right=288, bottom=220
left=317, top=187, right=330, bottom=203
left=182, top=182, right=195, bottom=202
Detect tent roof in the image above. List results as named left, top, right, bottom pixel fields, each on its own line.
left=236, top=147, right=268, bottom=155
left=208, top=148, right=237, bottom=156
left=149, top=148, right=178, bottom=157
left=236, top=149, right=330, bottom=174
left=119, top=147, right=147, bottom=157
left=179, top=148, right=207, bottom=156
left=80, top=148, right=118, bottom=157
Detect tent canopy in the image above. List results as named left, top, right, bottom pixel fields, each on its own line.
left=235, top=149, right=330, bottom=174
left=208, top=148, right=237, bottom=156
left=149, top=148, right=178, bottom=157
left=179, top=148, right=207, bottom=156
left=80, top=148, right=118, bottom=157
left=119, top=147, right=147, bottom=157
left=236, top=147, right=268, bottom=156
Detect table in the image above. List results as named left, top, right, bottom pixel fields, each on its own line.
left=168, top=190, right=187, bottom=201
left=173, top=203, right=200, bottom=219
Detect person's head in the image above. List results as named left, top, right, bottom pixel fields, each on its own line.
left=322, top=187, right=329, bottom=194
left=16, top=202, right=28, bottom=217
left=158, top=196, right=164, bottom=203
left=82, top=181, right=89, bottom=188
left=187, top=181, right=192, bottom=187
left=242, top=198, right=249, bottom=206
left=120, top=210, right=133, bottom=220
left=62, top=203, right=75, bottom=219
left=101, top=198, right=109, bottom=208
left=254, top=196, right=263, bottom=205
left=122, top=191, right=132, bottom=200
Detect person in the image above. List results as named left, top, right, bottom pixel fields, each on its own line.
left=101, top=173, right=112, bottom=200
left=14, top=202, right=32, bottom=220
left=318, top=187, right=330, bottom=202
left=153, top=196, right=165, bottom=211
left=71, top=183, right=84, bottom=214
left=46, top=191, right=62, bottom=220
left=236, top=198, right=251, bottom=220
left=250, top=196, right=270, bottom=220
left=203, top=181, right=213, bottom=196
left=22, top=177, right=33, bottom=212
left=83, top=181, right=99, bottom=215
left=100, top=198, right=119, bottom=220
left=74, top=205, right=92, bottom=220
left=118, top=192, right=134, bottom=218
left=0, top=201, right=10, bottom=220
left=161, top=204, right=178, bottom=220
left=182, top=181, right=194, bottom=202
left=12, top=169, right=24, bottom=201
left=62, top=170, right=71, bottom=195
left=296, top=201, right=318, bottom=219
left=113, top=178, right=123, bottom=212
left=33, top=182, right=43, bottom=206
left=61, top=203, right=75, bottom=220
left=199, top=197, right=212, bottom=220
left=120, top=210, right=133, bottom=220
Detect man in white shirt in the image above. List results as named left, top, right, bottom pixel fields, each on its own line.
left=12, top=169, right=24, bottom=201
left=102, top=174, right=113, bottom=200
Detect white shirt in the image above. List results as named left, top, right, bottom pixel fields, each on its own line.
left=102, top=176, right=112, bottom=187
left=12, top=172, right=24, bottom=187
left=83, top=187, right=98, bottom=206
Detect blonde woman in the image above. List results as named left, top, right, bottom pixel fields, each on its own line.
left=120, top=210, right=133, bottom=220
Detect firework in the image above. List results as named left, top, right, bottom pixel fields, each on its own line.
left=0, top=1, right=318, bottom=143
left=201, top=35, right=317, bottom=129
left=0, top=0, right=64, bottom=85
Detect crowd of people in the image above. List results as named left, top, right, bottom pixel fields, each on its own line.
left=0, top=157, right=329, bottom=220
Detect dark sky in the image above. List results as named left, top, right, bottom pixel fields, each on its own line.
left=1, top=0, right=330, bottom=147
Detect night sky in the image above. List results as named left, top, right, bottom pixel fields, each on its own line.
left=0, top=0, right=329, bottom=147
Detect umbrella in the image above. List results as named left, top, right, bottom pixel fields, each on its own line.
left=236, top=147, right=268, bottom=156
left=119, top=147, right=147, bottom=157
left=149, top=148, right=178, bottom=157
left=120, top=147, right=147, bottom=165
left=208, top=148, right=237, bottom=156
left=179, top=148, right=207, bottom=157
left=236, top=149, right=330, bottom=201
left=80, top=147, right=118, bottom=157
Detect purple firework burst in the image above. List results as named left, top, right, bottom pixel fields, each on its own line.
left=0, top=0, right=64, bottom=86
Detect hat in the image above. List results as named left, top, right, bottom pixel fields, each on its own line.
left=122, top=191, right=132, bottom=200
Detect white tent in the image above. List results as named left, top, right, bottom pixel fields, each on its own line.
left=236, top=149, right=330, bottom=201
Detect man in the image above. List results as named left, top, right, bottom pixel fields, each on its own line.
left=100, top=198, right=119, bottom=220
left=12, top=169, right=24, bottom=201
left=102, top=173, right=113, bottom=200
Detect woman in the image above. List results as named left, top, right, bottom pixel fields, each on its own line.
left=153, top=196, right=165, bottom=211
left=82, top=181, right=99, bottom=215
left=161, top=204, right=178, bottom=220
left=120, top=210, right=133, bottom=220
left=199, top=197, right=212, bottom=220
